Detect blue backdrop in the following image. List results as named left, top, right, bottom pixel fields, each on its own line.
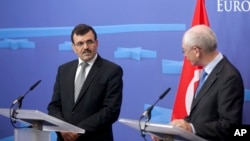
left=0, top=0, right=249, bottom=141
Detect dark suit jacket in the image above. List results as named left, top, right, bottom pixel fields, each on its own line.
left=185, top=56, right=244, bottom=141
left=47, top=55, right=123, bottom=141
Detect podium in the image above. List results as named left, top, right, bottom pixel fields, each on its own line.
left=0, top=108, right=85, bottom=141
left=119, top=118, right=207, bottom=141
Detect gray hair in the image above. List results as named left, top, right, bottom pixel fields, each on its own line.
left=182, top=25, right=217, bottom=53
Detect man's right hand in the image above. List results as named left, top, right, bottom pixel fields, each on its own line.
left=151, top=135, right=162, bottom=141
left=60, top=132, right=79, bottom=141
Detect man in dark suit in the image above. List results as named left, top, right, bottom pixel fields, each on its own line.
left=47, top=24, right=123, bottom=141
left=170, top=25, right=244, bottom=140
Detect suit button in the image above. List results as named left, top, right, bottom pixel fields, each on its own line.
left=72, top=111, right=75, bottom=114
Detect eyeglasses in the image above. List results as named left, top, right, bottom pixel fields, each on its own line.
left=74, top=40, right=95, bottom=47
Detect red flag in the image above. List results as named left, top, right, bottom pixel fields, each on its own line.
left=171, top=0, right=210, bottom=120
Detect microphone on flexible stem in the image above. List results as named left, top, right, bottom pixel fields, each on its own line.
left=140, top=87, right=171, bottom=122
left=139, top=87, right=171, bottom=139
left=12, top=80, right=41, bottom=109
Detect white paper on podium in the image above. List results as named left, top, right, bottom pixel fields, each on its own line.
left=119, top=118, right=207, bottom=141
left=0, top=108, right=85, bottom=133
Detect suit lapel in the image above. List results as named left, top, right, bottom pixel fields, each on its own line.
left=190, top=58, right=226, bottom=112
left=69, top=60, right=79, bottom=104
left=74, top=55, right=102, bottom=104
left=191, top=74, right=217, bottom=110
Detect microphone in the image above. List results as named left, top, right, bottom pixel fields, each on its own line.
left=140, top=87, right=171, bottom=121
left=12, top=80, right=41, bottom=109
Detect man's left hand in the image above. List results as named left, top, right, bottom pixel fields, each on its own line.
left=170, top=119, right=193, bottom=133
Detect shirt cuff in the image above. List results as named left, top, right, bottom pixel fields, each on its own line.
left=190, top=123, right=196, bottom=134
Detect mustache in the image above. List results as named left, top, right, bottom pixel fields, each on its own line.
left=82, top=49, right=91, bottom=54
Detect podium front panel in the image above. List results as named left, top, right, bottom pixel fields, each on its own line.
left=14, top=128, right=50, bottom=141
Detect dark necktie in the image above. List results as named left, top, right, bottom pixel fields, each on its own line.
left=195, top=70, right=207, bottom=98
left=74, top=62, right=88, bottom=102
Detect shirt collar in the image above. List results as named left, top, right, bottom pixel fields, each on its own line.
left=204, top=52, right=223, bottom=75
left=78, top=53, right=97, bottom=66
